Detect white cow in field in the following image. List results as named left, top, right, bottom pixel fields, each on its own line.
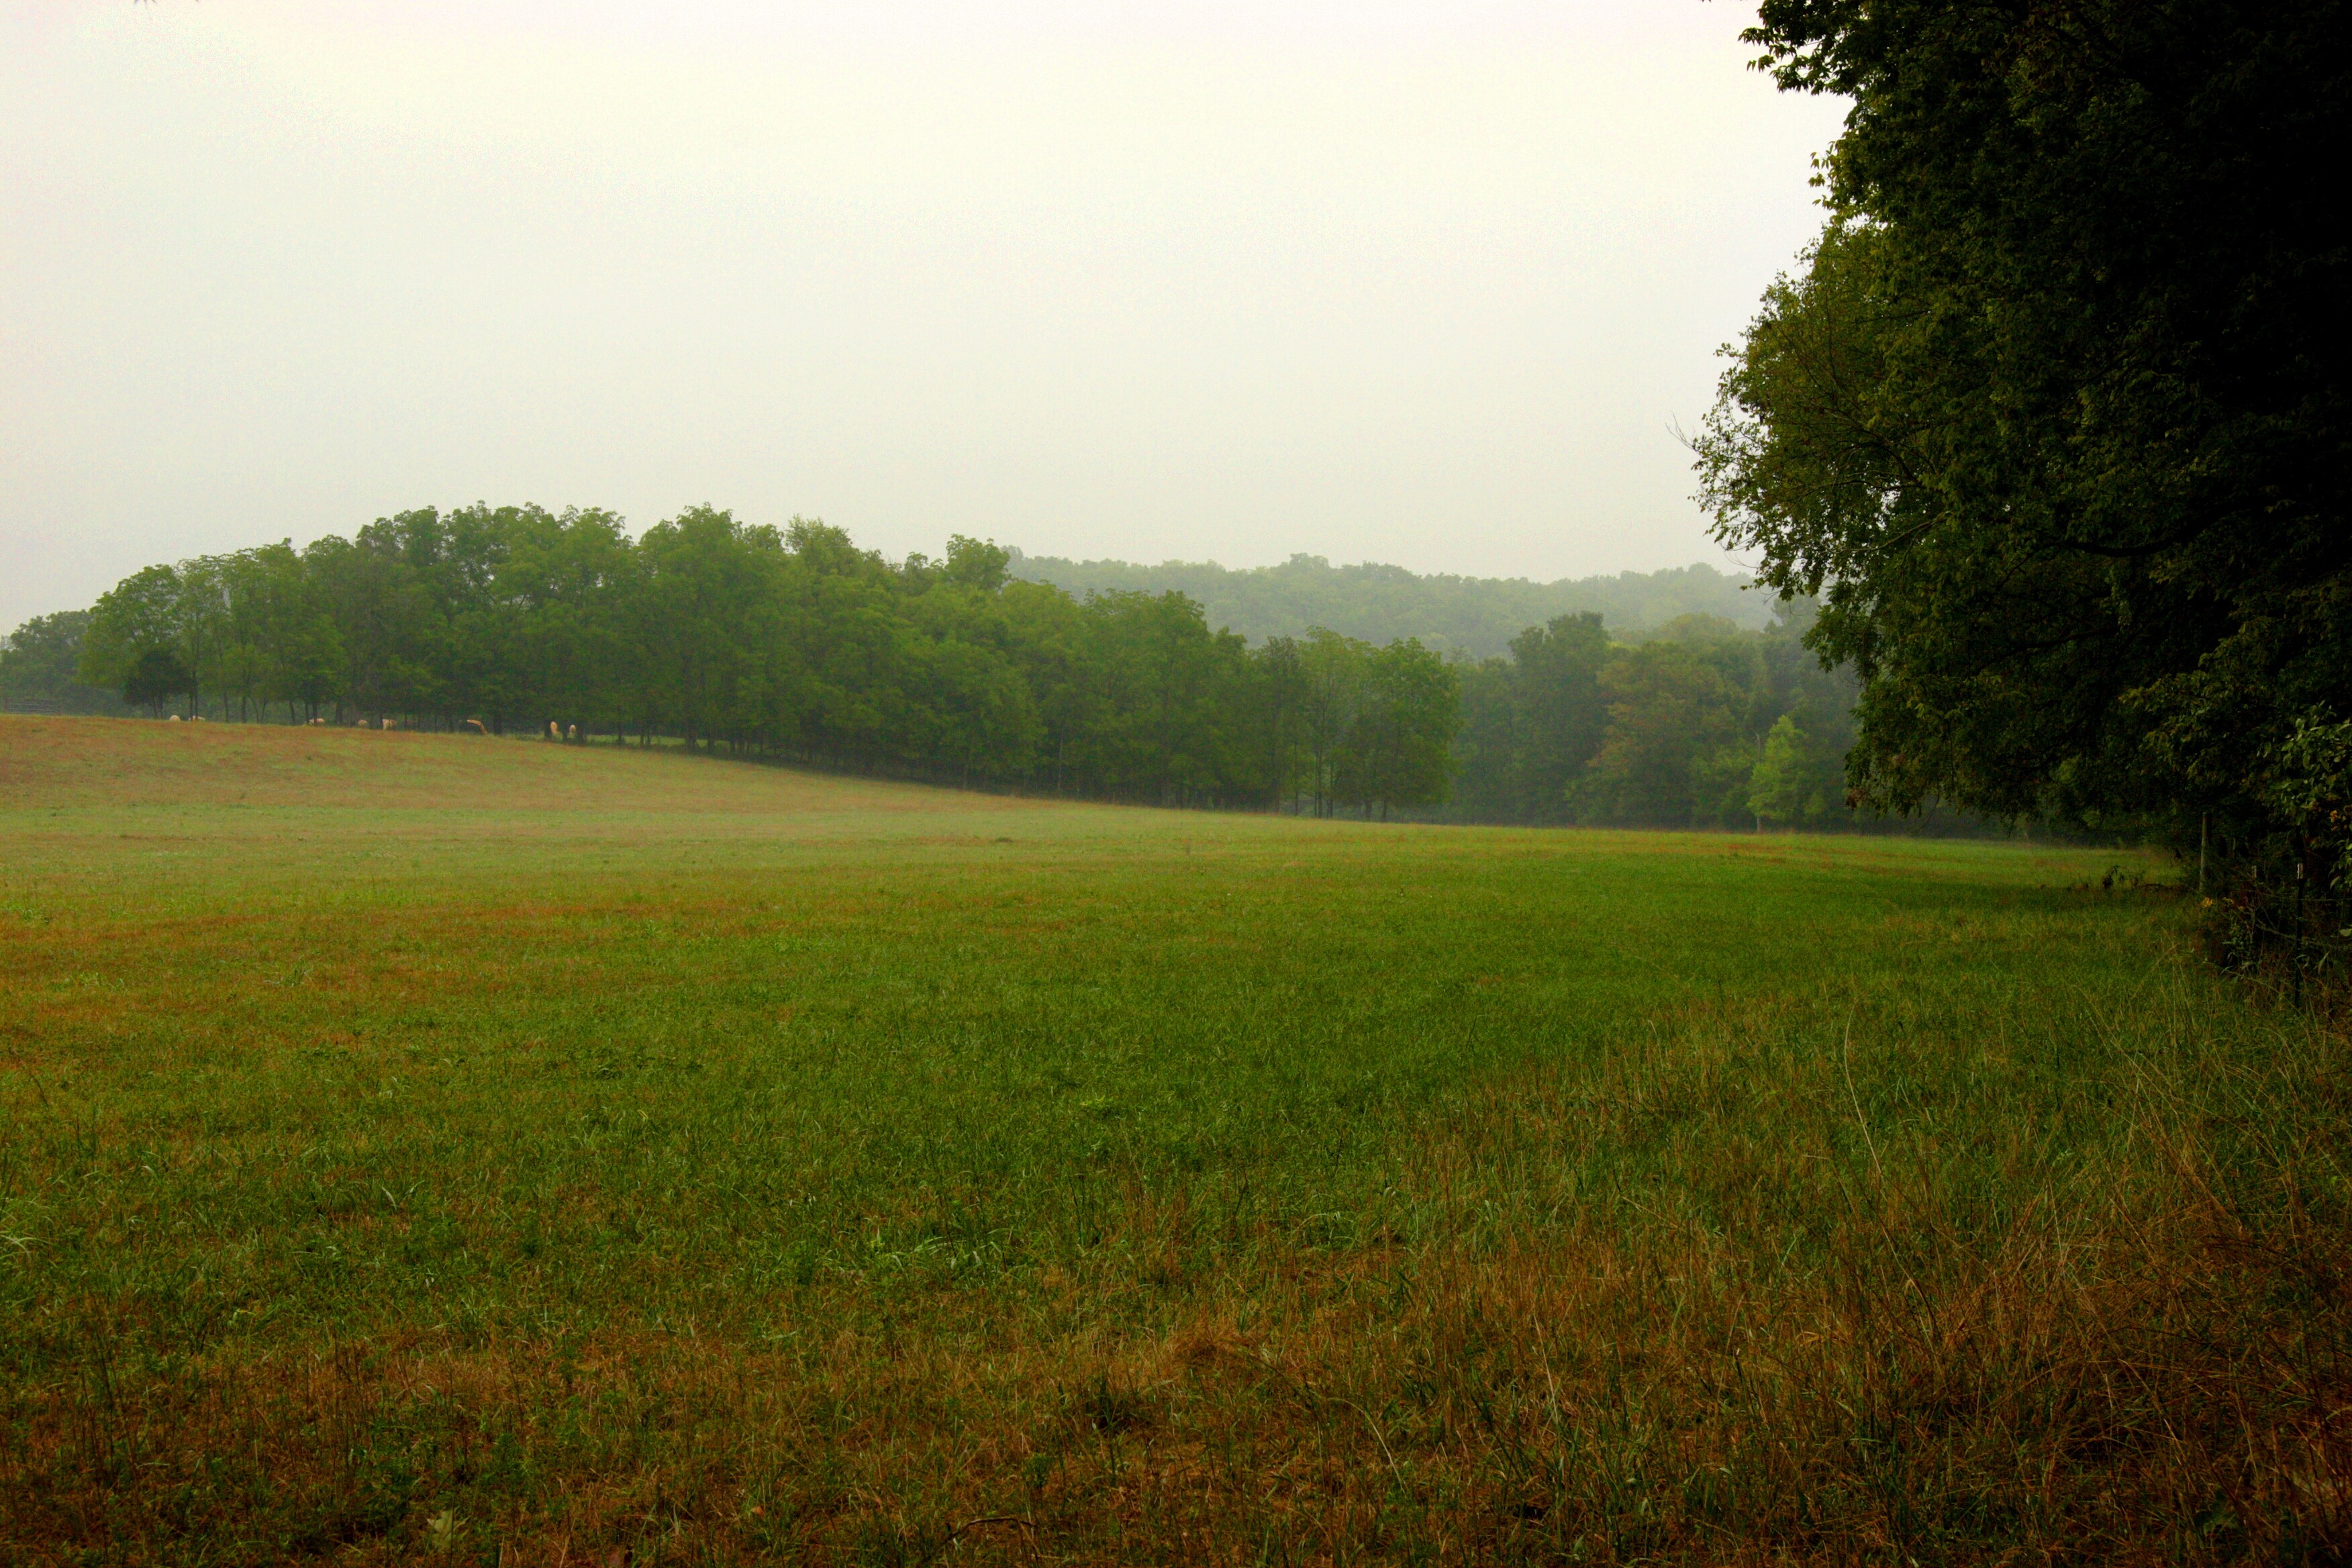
left=464, top=719, right=490, bottom=735
left=567, top=724, right=578, bottom=741
left=381, top=718, right=397, bottom=731
left=166, top=714, right=181, bottom=722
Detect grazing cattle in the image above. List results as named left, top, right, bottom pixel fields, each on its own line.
left=464, top=719, right=490, bottom=736
left=547, top=721, right=561, bottom=741
left=166, top=714, right=181, bottom=722
left=381, top=718, right=396, bottom=731
left=567, top=724, right=578, bottom=741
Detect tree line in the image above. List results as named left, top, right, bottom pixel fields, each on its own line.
left=1, top=504, right=1996, bottom=836
left=45, top=504, right=1461, bottom=818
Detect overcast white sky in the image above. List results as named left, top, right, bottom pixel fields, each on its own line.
left=0, top=1, right=1844, bottom=629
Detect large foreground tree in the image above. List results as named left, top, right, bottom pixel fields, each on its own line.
left=1698, top=0, right=2350, bottom=861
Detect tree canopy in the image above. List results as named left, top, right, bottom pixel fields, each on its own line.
left=0, top=611, right=128, bottom=717
left=1699, top=0, right=2349, bottom=867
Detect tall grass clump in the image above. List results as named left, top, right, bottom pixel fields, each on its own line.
left=1263, top=977, right=2352, bottom=1563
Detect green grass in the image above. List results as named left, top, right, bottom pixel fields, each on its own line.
left=1, top=716, right=2345, bottom=1564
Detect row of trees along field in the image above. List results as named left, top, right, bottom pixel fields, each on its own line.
left=10, top=504, right=1979, bottom=832
left=47, top=505, right=1457, bottom=817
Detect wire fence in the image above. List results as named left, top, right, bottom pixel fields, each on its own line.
left=2207, top=868, right=2351, bottom=1011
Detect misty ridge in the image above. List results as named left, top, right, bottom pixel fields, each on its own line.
left=1006, top=553, right=1771, bottom=660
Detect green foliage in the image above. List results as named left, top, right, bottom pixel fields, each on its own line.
left=1702, top=2, right=2351, bottom=872
left=1747, top=714, right=1808, bottom=829
left=57, top=508, right=1467, bottom=815
left=121, top=648, right=195, bottom=716
left=80, top=545, right=354, bottom=724
left=1573, top=643, right=1745, bottom=828
left=2264, top=711, right=2352, bottom=887
left=1444, top=605, right=1939, bottom=834
left=55, top=509, right=2013, bottom=834
left=1335, top=637, right=1460, bottom=820
left=1009, top=552, right=1769, bottom=658
left=1451, top=614, right=1612, bottom=824
left=0, top=611, right=126, bottom=716
left=1279, top=629, right=1459, bottom=819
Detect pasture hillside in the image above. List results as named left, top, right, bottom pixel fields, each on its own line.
left=1, top=717, right=2344, bottom=1564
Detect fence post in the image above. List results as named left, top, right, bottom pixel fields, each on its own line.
left=2295, top=854, right=2307, bottom=1008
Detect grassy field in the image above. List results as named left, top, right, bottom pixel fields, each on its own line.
left=1, top=716, right=2345, bottom=1564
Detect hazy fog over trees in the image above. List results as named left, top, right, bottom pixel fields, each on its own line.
left=1006, top=554, right=1769, bottom=660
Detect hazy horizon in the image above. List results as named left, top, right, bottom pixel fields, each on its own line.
left=1003, top=543, right=1753, bottom=585
left=1, top=1, right=1845, bottom=631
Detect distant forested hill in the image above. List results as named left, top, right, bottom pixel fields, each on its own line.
left=1004, top=552, right=1770, bottom=658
